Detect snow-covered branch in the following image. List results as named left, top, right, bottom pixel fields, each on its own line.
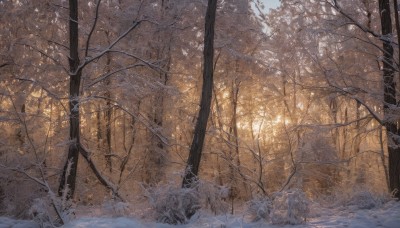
left=76, top=19, right=154, bottom=74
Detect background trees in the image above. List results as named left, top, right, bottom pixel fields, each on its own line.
left=0, top=0, right=398, bottom=222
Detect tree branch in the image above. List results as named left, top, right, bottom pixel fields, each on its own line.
left=15, top=42, right=69, bottom=74
left=14, top=77, right=69, bottom=113
left=85, top=0, right=102, bottom=57
left=328, top=0, right=398, bottom=47
left=0, top=63, right=9, bottom=68
left=85, top=63, right=146, bottom=88
left=79, top=144, right=124, bottom=201
left=76, top=19, right=148, bottom=74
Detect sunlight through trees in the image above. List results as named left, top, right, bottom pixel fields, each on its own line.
left=0, top=0, right=399, bottom=225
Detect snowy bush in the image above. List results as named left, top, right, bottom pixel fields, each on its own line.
left=103, top=201, right=131, bottom=217
left=197, top=182, right=230, bottom=215
left=142, top=182, right=200, bottom=224
left=29, top=198, right=54, bottom=227
left=29, top=195, right=75, bottom=227
left=332, top=186, right=391, bottom=210
left=247, top=189, right=309, bottom=224
left=270, top=189, right=310, bottom=225
left=142, top=180, right=229, bottom=224
left=247, top=196, right=272, bottom=221
left=347, top=190, right=380, bottom=209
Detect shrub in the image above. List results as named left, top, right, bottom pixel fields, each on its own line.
left=142, top=182, right=200, bottom=224
left=332, top=185, right=392, bottom=210
left=142, top=180, right=229, bottom=224
left=247, top=196, right=272, bottom=221
left=197, top=182, right=229, bottom=215
left=103, top=201, right=131, bottom=217
left=270, top=189, right=310, bottom=225
left=29, top=198, right=53, bottom=227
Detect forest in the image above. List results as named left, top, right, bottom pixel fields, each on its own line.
left=0, top=0, right=400, bottom=227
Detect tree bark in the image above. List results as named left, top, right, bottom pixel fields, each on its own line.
left=182, top=0, right=217, bottom=188
left=58, top=0, right=81, bottom=199
left=105, top=78, right=112, bottom=172
left=379, top=0, right=400, bottom=199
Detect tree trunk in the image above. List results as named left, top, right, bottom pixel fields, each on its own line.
left=105, top=80, right=112, bottom=172
left=379, top=0, right=400, bottom=198
left=58, top=0, right=81, bottom=199
left=104, top=30, right=113, bottom=173
left=182, top=0, right=217, bottom=188
left=353, top=101, right=361, bottom=155
left=96, top=104, right=102, bottom=150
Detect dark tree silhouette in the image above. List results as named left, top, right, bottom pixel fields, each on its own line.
left=182, top=0, right=218, bottom=188
left=58, top=0, right=81, bottom=199
left=379, top=0, right=400, bottom=199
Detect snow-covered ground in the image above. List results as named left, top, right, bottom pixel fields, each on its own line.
left=1, top=200, right=399, bottom=228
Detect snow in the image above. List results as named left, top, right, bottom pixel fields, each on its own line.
left=0, top=217, right=39, bottom=228
left=1, top=201, right=399, bottom=228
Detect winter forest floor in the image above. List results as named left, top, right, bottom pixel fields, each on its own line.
left=1, top=199, right=399, bottom=228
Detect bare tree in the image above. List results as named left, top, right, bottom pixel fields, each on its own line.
left=58, top=0, right=81, bottom=199
left=58, top=0, right=144, bottom=199
left=182, top=0, right=218, bottom=188
left=379, top=0, right=400, bottom=199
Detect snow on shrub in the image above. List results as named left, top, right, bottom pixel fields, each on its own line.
left=247, top=189, right=309, bottom=224
left=29, top=196, right=75, bottom=227
left=142, top=180, right=229, bottom=224
left=142, top=182, right=200, bottom=224
left=103, top=201, right=131, bottom=217
left=29, top=197, right=59, bottom=227
left=247, top=196, right=272, bottom=221
left=333, top=186, right=391, bottom=210
left=270, top=188, right=310, bottom=225
left=347, top=190, right=379, bottom=209
left=197, top=182, right=229, bottom=215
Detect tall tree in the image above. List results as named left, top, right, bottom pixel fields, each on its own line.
left=58, top=0, right=81, bottom=199
left=379, top=0, right=400, bottom=198
left=182, top=0, right=218, bottom=187
left=57, top=0, right=144, bottom=199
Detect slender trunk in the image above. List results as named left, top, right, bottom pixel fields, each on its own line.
left=96, top=104, right=102, bottom=150
left=58, top=0, right=81, bottom=199
left=379, top=0, right=400, bottom=198
left=105, top=85, right=112, bottom=172
left=393, top=0, right=400, bottom=68
left=257, top=139, right=266, bottom=195
left=379, top=126, right=390, bottom=190
left=343, top=108, right=348, bottom=162
left=212, top=86, right=224, bottom=186
left=118, top=101, right=140, bottom=186
left=353, top=101, right=361, bottom=155
left=232, top=79, right=240, bottom=168
left=229, top=78, right=248, bottom=201
left=182, top=0, right=217, bottom=188
left=16, top=103, right=25, bottom=146
left=329, top=98, right=340, bottom=157
left=101, top=29, right=113, bottom=172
